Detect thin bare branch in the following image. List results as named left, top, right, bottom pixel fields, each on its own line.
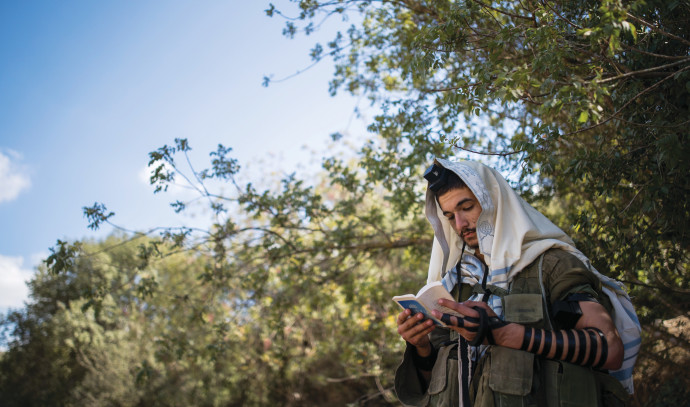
left=325, top=373, right=376, bottom=383
left=622, top=43, right=690, bottom=60
left=615, top=117, right=690, bottom=129
left=626, top=12, right=690, bottom=47
left=597, top=58, right=690, bottom=84
left=470, top=0, right=533, bottom=21
left=541, top=0, right=582, bottom=30
left=453, top=143, right=524, bottom=157
left=619, top=184, right=647, bottom=215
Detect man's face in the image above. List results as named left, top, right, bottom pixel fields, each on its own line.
left=438, top=187, right=483, bottom=249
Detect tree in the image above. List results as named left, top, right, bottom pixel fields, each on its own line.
left=265, top=0, right=689, bottom=402
left=2, top=236, right=264, bottom=406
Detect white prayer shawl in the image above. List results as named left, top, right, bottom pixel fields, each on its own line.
left=425, top=158, right=640, bottom=398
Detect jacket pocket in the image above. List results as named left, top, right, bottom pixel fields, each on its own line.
left=503, top=294, right=544, bottom=324
left=595, top=370, right=630, bottom=407
left=542, top=360, right=599, bottom=407
left=488, top=347, right=534, bottom=396
left=428, top=345, right=459, bottom=406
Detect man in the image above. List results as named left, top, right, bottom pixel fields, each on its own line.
left=394, top=158, right=631, bottom=406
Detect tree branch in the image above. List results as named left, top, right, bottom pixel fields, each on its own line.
left=597, top=58, right=690, bottom=84
left=626, top=12, right=690, bottom=47
left=470, top=0, right=533, bottom=21
left=622, top=43, right=690, bottom=60
left=541, top=0, right=582, bottom=30
left=325, top=373, right=376, bottom=383
left=613, top=117, right=690, bottom=129
left=453, top=143, right=524, bottom=156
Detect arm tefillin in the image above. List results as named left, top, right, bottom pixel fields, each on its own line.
left=521, top=326, right=608, bottom=369
left=485, top=314, right=508, bottom=346
left=552, top=292, right=599, bottom=328
left=440, top=313, right=480, bottom=332
left=574, top=330, right=588, bottom=365
left=441, top=307, right=507, bottom=346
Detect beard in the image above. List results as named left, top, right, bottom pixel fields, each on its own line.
left=461, top=228, right=479, bottom=250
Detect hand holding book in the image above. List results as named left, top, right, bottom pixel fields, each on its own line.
left=392, top=281, right=463, bottom=327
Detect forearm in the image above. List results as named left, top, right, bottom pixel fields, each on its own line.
left=495, top=323, right=622, bottom=370
left=396, top=341, right=435, bottom=385
left=410, top=344, right=436, bottom=382
left=395, top=343, right=434, bottom=403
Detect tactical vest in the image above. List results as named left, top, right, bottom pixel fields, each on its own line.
left=425, top=250, right=630, bottom=407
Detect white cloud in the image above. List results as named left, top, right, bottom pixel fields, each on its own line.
left=0, top=150, right=31, bottom=203
left=0, top=254, right=34, bottom=311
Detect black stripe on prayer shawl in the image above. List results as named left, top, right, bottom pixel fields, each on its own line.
left=460, top=337, right=471, bottom=406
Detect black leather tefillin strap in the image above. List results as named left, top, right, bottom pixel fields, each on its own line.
left=441, top=307, right=508, bottom=346
left=440, top=314, right=480, bottom=331
left=439, top=252, right=507, bottom=346
left=469, top=306, right=508, bottom=346
left=471, top=260, right=508, bottom=346
left=441, top=307, right=507, bottom=346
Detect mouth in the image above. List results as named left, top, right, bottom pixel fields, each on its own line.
left=462, top=228, right=476, bottom=239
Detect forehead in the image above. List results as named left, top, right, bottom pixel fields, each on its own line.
left=437, top=187, right=478, bottom=212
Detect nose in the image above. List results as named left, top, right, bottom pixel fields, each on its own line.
left=454, top=213, right=468, bottom=231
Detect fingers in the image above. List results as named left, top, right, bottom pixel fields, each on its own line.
left=431, top=309, right=462, bottom=326
left=440, top=313, right=463, bottom=327
left=437, top=299, right=497, bottom=319
left=437, top=299, right=479, bottom=317
left=396, top=309, right=412, bottom=325
left=396, top=310, right=434, bottom=346
left=463, top=300, right=497, bottom=316
left=435, top=312, right=480, bottom=332
left=431, top=301, right=482, bottom=340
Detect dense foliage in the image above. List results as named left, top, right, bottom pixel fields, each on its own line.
left=2, top=1, right=689, bottom=405
left=267, top=0, right=690, bottom=401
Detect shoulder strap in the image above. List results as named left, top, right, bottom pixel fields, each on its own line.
left=537, top=253, right=554, bottom=331
left=471, top=284, right=510, bottom=298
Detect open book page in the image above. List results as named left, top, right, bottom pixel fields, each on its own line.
left=415, top=282, right=463, bottom=317
left=392, top=281, right=462, bottom=327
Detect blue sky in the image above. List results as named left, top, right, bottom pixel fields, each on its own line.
left=0, top=1, right=368, bottom=312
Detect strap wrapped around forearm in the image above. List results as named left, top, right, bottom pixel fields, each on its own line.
left=470, top=306, right=508, bottom=346
left=520, top=326, right=608, bottom=368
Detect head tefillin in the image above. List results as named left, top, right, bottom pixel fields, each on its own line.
left=424, top=162, right=467, bottom=199
left=424, top=163, right=449, bottom=193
